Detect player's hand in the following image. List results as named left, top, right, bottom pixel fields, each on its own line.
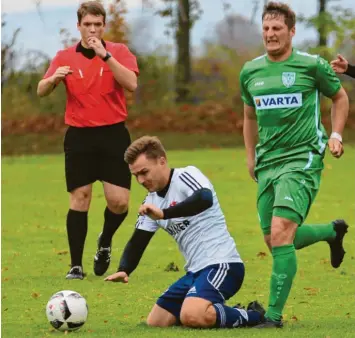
left=330, top=54, right=348, bottom=74
left=104, top=271, right=129, bottom=283
left=247, top=158, right=257, bottom=182
left=87, top=37, right=106, bottom=59
left=328, top=138, right=344, bottom=158
left=139, top=204, right=164, bottom=220
left=50, top=66, right=73, bottom=84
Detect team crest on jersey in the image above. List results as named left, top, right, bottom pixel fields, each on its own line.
left=282, top=72, right=296, bottom=88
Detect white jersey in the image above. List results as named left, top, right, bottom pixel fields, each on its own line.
left=135, top=166, right=242, bottom=273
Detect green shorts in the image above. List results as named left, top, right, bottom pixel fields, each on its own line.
left=256, top=152, right=324, bottom=235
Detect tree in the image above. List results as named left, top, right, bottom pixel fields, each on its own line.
left=1, top=17, right=21, bottom=92
left=299, top=1, right=355, bottom=59
left=154, top=0, right=202, bottom=103
left=213, top=14, right=261, bottom=53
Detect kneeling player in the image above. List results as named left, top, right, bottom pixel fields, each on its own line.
left=105, top=136, right=265, bottom=328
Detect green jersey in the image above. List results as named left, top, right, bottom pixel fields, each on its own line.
left=240, top=49, right=341, bottom=169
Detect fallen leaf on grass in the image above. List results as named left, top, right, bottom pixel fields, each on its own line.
left=291, top=316, right=298, bottom=321
left=257, top=252, right=267, bottom=258
left=165, top=262, right=179, bottom=272
left=57, top=250, right=68, bottom=255
left=31, top=292, right=41, bottom=298
left=304, top=287, right=319, bottom=295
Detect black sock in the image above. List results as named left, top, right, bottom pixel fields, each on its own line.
left=100, top=207, right=128, bottom=247
left=66, top=209, right=88, bottom=267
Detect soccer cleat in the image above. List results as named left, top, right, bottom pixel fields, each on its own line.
left=66, top=266, right=84, bottom=280
left=328, top=219, right=349, bottom=268
left=253, top=317, right=283, bottom=329
left=233, top=303, right=246, bottom=310
left=247, top=301, right=266, bottom=319
left=93, top=233, right=111, bottom=276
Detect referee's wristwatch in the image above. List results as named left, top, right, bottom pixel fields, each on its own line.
left=102, top=51, right=112, bottom=62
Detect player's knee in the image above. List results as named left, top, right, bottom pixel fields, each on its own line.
left=271, top=216, right=297, bottom=246
left=146, top=313, right=173, bottom=328
left=264, top=234, right=272, bottom=252
left=70, top=187, right=92, bottom=211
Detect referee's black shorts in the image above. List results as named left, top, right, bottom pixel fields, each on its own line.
left=64, top=122, right=131, bottom=192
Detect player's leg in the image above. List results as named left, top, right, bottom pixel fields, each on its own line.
left=146, top=304, right=177, bottom=327
left=94, top=123, right=131, bottom=276
left=256, top=171, right=275, bottom=252
left=147, top=272, right=194, bottom=327
left=180, top=263, right=265, bottom=328
left=290, top=154, right=348, bottom=267
left=64, top=126, right=97, bottom=280
left=258, top=172, right=307, bottom=327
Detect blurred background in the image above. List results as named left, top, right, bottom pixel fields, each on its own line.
left=2, top=0, right=355, bottom=155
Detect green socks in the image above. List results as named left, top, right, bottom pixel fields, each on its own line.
left=266, top=244, right=297, bottom=322
left=294, top=223, right=336, bottom=250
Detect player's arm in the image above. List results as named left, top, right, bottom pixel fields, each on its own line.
left=243, top=104, right=258, bottom=181
left=240, top=66, right=258, bottom=181
left=329, top=87, right=349, bottom=158
left=345, top=64, right=355, bottom=78
left=331, top=54, right=355, bottom=79
left=104, top=228, right=155, bottom=283
left=316, top=56, right=349, bottom=158
left=140, top=188, right=213, bottom=221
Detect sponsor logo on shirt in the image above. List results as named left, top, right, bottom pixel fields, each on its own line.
left=253, top=93, right=302, bottom=110
left=166, top=220, right=190, bottom=236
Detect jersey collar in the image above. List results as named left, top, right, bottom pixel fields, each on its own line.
left=157, top=169, right=175, bottom=198
left=76, top=40, right=107, bottom=59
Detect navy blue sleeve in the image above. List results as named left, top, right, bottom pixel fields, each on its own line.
left=345, top=64, right=355, bottom=78
left=162, top=188, right=213, bottom=219
left=117, top=228, right=155, bottom=275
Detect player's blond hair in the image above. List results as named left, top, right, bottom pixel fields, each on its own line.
left=77, top=1, right=106, bottom=24
left=124, top=136, right=167, bottom=164
left=262, top=1, right=296, bottom=30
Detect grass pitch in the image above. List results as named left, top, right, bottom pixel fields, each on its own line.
left=2, top=147, right=354, bottom=337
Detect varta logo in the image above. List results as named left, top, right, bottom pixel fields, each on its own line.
left=254, top=93, right=302, bottom=110
left=166, top=220, right=190, bottom=236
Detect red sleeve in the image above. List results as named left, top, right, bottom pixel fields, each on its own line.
left=43, top=52, right=62, bottom=79
left=115, top=44, right=139, bottom=76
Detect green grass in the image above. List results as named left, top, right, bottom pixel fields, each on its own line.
left=2, top=148, right=355, bottom=337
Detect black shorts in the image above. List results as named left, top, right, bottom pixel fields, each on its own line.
left=64, top=122, right=131, bottom=192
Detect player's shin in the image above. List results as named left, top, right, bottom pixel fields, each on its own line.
left=294, top=223, right=336, bottom=249
left=213, top=304, right=262, bottom=328
left=266, top=244, right=297, bottom=321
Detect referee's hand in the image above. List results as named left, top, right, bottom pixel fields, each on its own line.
left=328, top=138, right=344, bottom=158
left=51, top=66, right=73, bottom=84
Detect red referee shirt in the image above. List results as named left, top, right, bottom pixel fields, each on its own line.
left=44, top=41, right=139, bottom=127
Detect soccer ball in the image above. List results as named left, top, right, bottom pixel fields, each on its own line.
left=46, top=290, right=88, bottom=331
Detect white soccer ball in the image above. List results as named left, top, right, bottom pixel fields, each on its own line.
left=46, top=290, right=88, bottom=331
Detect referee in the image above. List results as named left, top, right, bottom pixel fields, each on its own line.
left=37, top=1, right=139, bottom=280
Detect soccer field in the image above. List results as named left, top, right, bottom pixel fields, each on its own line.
left=2, top=148, right=355, bottom=337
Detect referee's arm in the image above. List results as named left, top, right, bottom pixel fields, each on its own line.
left=105, top=56, right=137, bottom=92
